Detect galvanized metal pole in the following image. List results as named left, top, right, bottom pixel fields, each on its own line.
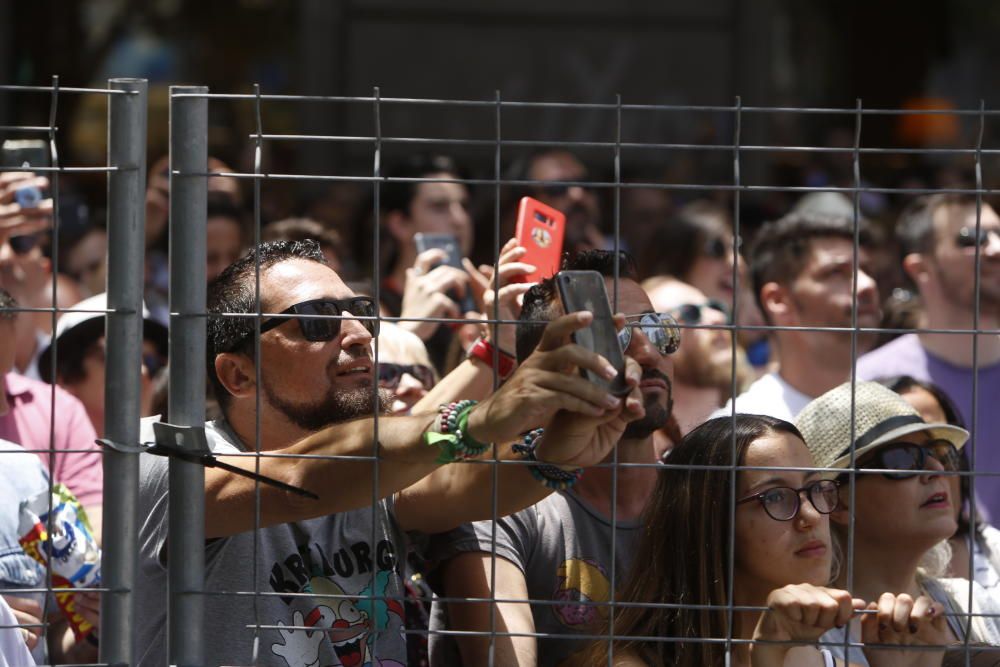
left=168, top=85, right=208, bottom=666
left=101, top=77, right=147, bottom=667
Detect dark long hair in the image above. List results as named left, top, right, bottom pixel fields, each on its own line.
left=586, top=415, right=804, bottom=667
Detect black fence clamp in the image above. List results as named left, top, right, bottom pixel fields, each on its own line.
left=96, top=422, right=318, bottom=499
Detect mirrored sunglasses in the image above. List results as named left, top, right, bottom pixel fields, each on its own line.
left=617, top=312, right=681, bottom=356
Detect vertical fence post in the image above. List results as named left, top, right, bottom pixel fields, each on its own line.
left=167, top=85, right=208, bottom=666
left=101, top=77, right=147, bottom=667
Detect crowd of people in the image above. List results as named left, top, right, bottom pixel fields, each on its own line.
left=0, top=142, right=998, bottom=666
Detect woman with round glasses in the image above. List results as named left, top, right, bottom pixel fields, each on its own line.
left=796, top=380, right=1000, bottom=663
left=585, top=414, right=940, bottom=666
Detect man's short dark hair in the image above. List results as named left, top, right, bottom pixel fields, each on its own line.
left=381, top=154, right=463, bottom=216
left=750, top=211, right=872, bottom=319
left=206, top=239, right=327, bottom=411
left=515, top=250, right=637, bottom=363
left=896, top=193, right=980, bottom=256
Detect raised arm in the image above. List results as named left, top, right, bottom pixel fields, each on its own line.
left=202, top=310, right=637, bottom=539
left=394, top=312, right=644, bottom=534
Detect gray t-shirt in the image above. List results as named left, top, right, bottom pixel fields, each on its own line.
left=428, top=489, right=639, bottom=667
left=135, top=419, right=410, bottom=667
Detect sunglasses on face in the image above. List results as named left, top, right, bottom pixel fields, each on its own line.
left=8, top=234, right=40, bottom=255
left=956, top=226, right=1000, bottom=249
left=855, top=439, right=960, bottom=480
left=670, top=300, right=731, bottom=325
left=617, top=312, right=681, bottom=357
left=737, top=479, right=840, bottom=522
left=702, top=236, right=738, bottom=260
left=377, top=362, right=436, bottom=391
left=252, top=297, right=378, bottom=344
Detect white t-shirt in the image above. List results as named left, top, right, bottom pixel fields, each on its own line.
left=711, top=371, right=814, bottom=423
left=0, top=596, right=35, bottom=667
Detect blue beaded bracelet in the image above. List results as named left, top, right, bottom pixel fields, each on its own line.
left=512, top=428, right=584, bottom=490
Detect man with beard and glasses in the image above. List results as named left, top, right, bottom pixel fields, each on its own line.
left=135, top=240, right=646, bottom=667
left=858, top=194, right=1000, bottom=521
left=714, top=209, right=881, bottom=422
left=427, top=250, right=677, bottom=667
left=645, top=276, right=749, bottom=436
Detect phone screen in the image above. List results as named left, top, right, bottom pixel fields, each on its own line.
left=556, top=270, right=629, bottom=396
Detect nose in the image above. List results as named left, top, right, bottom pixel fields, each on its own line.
left=567, top=185, right=587, bottom=203
left=626, top=325, right=671, bottom=378
left=920, top=451, right=946, bottom=481
left=984, top=229, right=1000, bottom=256
left=395, top=372, right=427, bottom=399
left=855, top=267, right=878, bottom=303
left=340, top=310, right=374, bottom=350
left=795, top=489, right=823, bottom=528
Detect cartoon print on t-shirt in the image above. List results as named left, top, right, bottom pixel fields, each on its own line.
left=551, top=558, right=611, bottom=629
left=268, top=539, right=406, bottom=667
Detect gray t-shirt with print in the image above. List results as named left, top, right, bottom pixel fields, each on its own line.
left=135, top=419, right=410, bottom=667
left=428, top=489, right=640, bottom=667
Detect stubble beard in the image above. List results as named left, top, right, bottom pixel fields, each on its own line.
left=262, top=377, right=391, bottom=432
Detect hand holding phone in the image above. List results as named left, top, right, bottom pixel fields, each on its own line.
left=413, top=232, right=476, bottom=314
left=556, top=270, right=630, bottom=396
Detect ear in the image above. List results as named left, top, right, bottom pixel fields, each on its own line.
left=902, top=252, right=930, bottom=287
left=760, top=282, right=794, bottom=324
left=214, top=352, right=257, bottom=401
left=384, top=210, right=413, bottom=245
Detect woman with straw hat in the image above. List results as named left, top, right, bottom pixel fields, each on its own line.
left=585, top=414, right=944, bottom=667
left=796, top=380, right=1000, bottom=665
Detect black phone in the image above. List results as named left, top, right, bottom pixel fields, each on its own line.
left=555, top=270, right=630, bottom=397
left=413, top=232, right=476, bottom=314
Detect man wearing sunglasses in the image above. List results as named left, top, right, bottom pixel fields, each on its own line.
left=858, top=194, right=1000, bottom=522
left=134, top=241, right=646, bottom=667
left=646, top=276, right=747, bottom=435
left=430, top=250, right=677, bottom=667
left=715, top=208, right=881, bottom=423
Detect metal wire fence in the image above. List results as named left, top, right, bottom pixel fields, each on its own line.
left=2, top=78, right=1000, bottom=666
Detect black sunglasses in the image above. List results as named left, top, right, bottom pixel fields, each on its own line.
left=855, top=439, right=960, bottom=480
left=737, top=479, right=840, bottom=522
left=671, top=300, right=731, bottom=325
left=956, top=226, right=1000, bottom=249
left=377, top=362, right=436, bottom=391
left=702, top=236, right=740, bottom=259
left=617, top=312, right=681, bottom=356
left=8, top=234, right=40, bottom=255
left=252, top=297, right=378, bottom=344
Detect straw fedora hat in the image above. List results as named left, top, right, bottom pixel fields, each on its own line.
left=795, top=381, right=968, bottom=470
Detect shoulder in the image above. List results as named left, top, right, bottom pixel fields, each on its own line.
left=857, top=335, right=925, bottom=377
left=716, top=374, right=797, bottom=421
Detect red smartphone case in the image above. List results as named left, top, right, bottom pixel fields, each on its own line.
left=513, top=196, right=566, bottom=283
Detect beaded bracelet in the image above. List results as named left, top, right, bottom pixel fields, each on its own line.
left=423, top=400, right=490, bottom=463
left=512, top=428, right=584, bottom=490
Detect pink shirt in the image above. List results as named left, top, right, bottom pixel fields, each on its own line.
left=0, top=373, right=103, bottom=509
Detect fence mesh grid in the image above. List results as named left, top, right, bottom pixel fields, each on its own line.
left=1, top=79, right=999, bottom=666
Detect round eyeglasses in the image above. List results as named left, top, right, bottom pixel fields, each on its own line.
left=617, top=312, right=681, bottom=357
left=737, top=479, right=840, bottom=522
